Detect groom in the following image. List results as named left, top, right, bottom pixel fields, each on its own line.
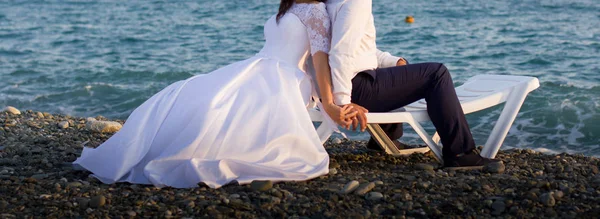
left=325, top=0, right=497, bottom=168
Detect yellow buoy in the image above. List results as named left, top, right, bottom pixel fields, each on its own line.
left=405, top=16, right=414, bottom=23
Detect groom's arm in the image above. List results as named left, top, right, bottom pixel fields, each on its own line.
left=328, top=0, right=372, bottom=106
left=376, top=49, right=406, bottom=67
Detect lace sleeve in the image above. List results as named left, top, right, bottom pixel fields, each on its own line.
left=302, top=4, right=332, bottom=55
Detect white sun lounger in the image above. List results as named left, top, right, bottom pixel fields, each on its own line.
left=309, top=74, right=540, bottom=162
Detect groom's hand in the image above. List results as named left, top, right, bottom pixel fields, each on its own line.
left=343, top=103, right=368, bottom=132
left=396, top=57, right=407, bottom=66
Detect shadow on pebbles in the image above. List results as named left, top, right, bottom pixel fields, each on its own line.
left=1, top=108, right=599, bottom=218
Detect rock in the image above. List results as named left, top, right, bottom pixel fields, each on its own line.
left=250, top=180, right=273, bottom=192
left=229, top=194, right=240, bottom=199
left=553, top=190, right=564, bottom=200
left=86, top=120, right=122, bottom=133
left=332, top=138, right=342, bottom=144
left=36, top=112, right=44, bottom=118
left=329, top=168, right=338, bottom=175
left=415, top=163, right=434, bottom=171
left=491, top=200, right=506, bottom=215
left=78, top=198, right=90, bottom=209
left=341, top=180, right=360, bottom=194
left=31, top=174, right=48, bottom=180
left=365, top=192, right=383, bottom=201
left=418, top=181, right=431, bottom=189
left=374, top=180, right=384, bottom=186
left=540, top=192, right=556, bottom=207
left=354, top=182, right=376, bottom=195
left=483, top=161, right=505, bottom=174
left=43, top=112, right=54, bottom=119
left=90, top=195, right=106, bottom=208
left=127, top=211, right=137, bottom=217
left=67, top=182, right=83, bottom=188
left=3, top=106, right=20, bottom=115
left=24, top=178, right=37, bottom=183
left=58, top=121, right=69, bottom=129
left=590, top=165, right=599, bottom=174
left=0, top=200, right=8, bottom=209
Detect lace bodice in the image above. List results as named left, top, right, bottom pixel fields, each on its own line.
left=288, top=3, right=331, bottom=55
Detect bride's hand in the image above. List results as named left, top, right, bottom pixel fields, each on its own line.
left=323, top=103, right=356, bottom=129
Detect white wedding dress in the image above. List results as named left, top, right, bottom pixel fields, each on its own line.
left=73, top=3, right=335, bottom=188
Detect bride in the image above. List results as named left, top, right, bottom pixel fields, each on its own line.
left=74, top=0, right=357, bottom=188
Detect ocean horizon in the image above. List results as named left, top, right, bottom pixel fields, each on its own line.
left=1, top=0, right=598, bottom=156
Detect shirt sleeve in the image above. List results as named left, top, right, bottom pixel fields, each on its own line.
left=376, top=49, right=402, bottom=68
left=328, top=0, right=373, bottom=105
left=304, top=5, right=331, bottom=55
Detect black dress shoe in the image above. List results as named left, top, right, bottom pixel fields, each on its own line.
left=443, top=150, right=500, bottom=170
left=366, top=138, right=408, bottom=151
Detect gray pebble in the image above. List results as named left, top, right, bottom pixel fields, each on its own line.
left=491, top=200, right=506, bottom=215
left=251, top=180, right=273, bottom=192
left=31, top=174, right=48, bottom=180
left=67, top=182, right=83, bottom=188
left=3, top=106, right=20, bottom=115
left=552, top=190, right=564, bottom=200
left=58, top=121, right=69, bottom=129
left=354, top=182, right=376, bottom=195
left=483, top=161, right=506, bottom=174
left=332, top=138, right=342, bottom=144
left=86, top=120, right=122, bottom=133
left=540, top=192, right=556, bottom=207
left=341, top=180, right=360, bottom=194
left=365, top=192, right=384, bottom=201
left=418, top=181, right=431, bottom=189
left=127, top=211, right=137, bottom=217
left=415, top=163, right=434, bottom=171
left=90, top=195, right=106, bottom=208
left=78, top=198, right=90, bottom=209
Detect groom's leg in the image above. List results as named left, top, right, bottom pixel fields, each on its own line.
left=350, top=71, right=404, bottom=149
left=351, top=63, right=476, bottom=160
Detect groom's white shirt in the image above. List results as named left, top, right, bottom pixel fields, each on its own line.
left=326, top=0, right=401, bottom=105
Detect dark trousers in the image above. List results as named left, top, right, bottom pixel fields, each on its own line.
left=350, top=62, right=475, bottom=160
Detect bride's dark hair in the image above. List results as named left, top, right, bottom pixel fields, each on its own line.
left=277, top=0, right=327, bottom=23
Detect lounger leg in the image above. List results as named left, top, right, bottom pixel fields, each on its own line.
left=367, top=123, right=439, bottom=160
left=481, top=86, right=530, bottom=158
left=366, top=124, right=401, bottom=154
left=405, top=121, right=443, bottom=162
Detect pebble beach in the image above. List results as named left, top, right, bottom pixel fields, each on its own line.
left=1, top=107, right=599, bottom=218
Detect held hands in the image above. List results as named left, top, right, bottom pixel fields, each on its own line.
left=341, top=103, right=368, bottom=132
left=322, top=103, right=357, bottom=129
left=322, top=102, right=369, bottom=132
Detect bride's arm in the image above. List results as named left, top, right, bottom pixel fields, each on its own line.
left=312, top=52, right=354, bottom=129
left=302, top=4, right=356, bottom=128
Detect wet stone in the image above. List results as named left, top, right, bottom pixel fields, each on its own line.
left=365, top=192, right=384, bottom=201
left=3, top=106, right=20, bottom=115
left=341, top=180, right=360, bottom=194
left=415, top=163, right=434, bottom=171
left=58, top=121, right=69, bottom=129
left=90, top=195, right=106, bottom=208
left=484, top=161, right=506, bottom=174
left=354, top=182, right=376, bottom=195
left=540, top=192, right=556, bottom=207
left=491, top=200, right=506, bottom=215
left=251, top=180, right=273, bottom=192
